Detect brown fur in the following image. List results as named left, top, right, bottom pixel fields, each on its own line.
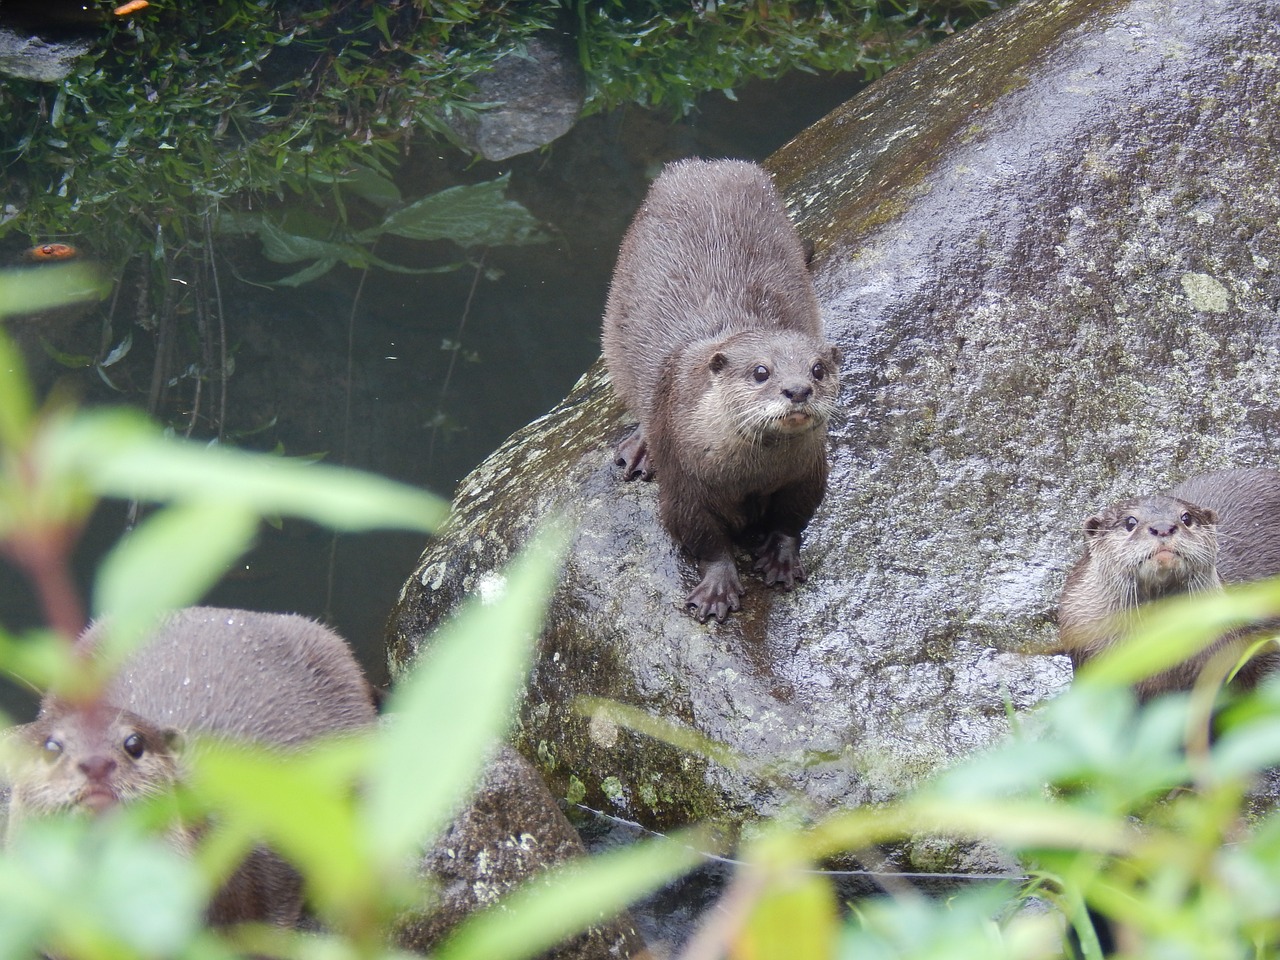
left=1058, top=468, right=1280, bottom=699
left=6, top=606, right=377, bottom=927
left=601, top=159, right=840, bottom=622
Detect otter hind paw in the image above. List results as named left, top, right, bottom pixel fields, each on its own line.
left=753, top=533, right=806, bottom=589
left=687, top=560, right=746, bottom=622
left=614, top=428, right=655, bottom=481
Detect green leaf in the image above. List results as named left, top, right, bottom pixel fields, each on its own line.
left=372, top=176, right=548, bottom=248
left=45, top=408, right=447, bottom=534
left=734, top=872, right=837, bottom=960
left=0, top=328, right=35, bottom=449
left=0, top=262, right=111, bottom=321
left=362, top=523, right=568, bottom=867
left=186, top=737, right=375, bottom=921
left=269, top=257, right=340, bottom=287
left=433, top=827, right=711, bottom=960
left=1081, top=580, right=1280, bottom=688
left=92, top=499, right=260, bottom=648
left=256, top=218, right=352, bottom=265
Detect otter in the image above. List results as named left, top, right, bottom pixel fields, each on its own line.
left=5, top=606, right=377, bottom=926
left=601, top=158, right=840, bottom=622
left=1058, top=467, right=1280, bottom=699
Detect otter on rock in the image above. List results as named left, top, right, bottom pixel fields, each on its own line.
left=601, top=158, right=840, bottom=622
left=5, top=606, right=377, bottom=927
left=1058, top=467, right=1280, bottom=700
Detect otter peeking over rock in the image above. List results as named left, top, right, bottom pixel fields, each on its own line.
left=1058, top=467, right=1280, bottom=700
left=5, top=606, right=377, bottom=927
left=601, top=158, right=840, bottom=622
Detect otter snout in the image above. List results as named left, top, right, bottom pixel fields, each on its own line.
left=782, top=383, right=812, bottom=403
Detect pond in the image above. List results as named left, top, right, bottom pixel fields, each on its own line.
left=0, top=60, right=869, bottom=710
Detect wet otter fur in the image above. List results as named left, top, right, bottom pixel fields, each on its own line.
left=601, top=159, right=840, bottom=622
left=1058, top=468, right=1280, bottom=699
left=6, top=606, right=377, bottom=927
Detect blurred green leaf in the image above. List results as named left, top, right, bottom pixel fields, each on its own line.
left=44, top=407, right=447, bottom=534
left=0, top=328, right=35, bottom=449
left=0, top=815, right=208, bottom=957
left=1081, top=580, right=1280, bottom=688
left=187, top=736, right=376, bottom=922
left=0, top=263, right=111, bottom=321
left=733, top=872, right=838, bottom=960
left=92, top=499, right=260, bottom=650
left=363, top=523, right=567, bottom=867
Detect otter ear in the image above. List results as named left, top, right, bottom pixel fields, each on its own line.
left=161, top=728, right=184, bottom=756
left=1201, top=508, right=1218, bottom=525
left=709, top=352, right=729, bottom=374
left=825, top=345, right=841, bottom=367
left=1083, top=515, right=1105, bottom=538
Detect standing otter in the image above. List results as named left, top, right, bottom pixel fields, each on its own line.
left=601, top=159, right=840, bottom=622
left=5, top=606, right=377, bottom=926
left=1058, top=468, right=1280, bottom=699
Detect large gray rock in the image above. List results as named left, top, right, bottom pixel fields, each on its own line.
left=389, top=0, right=1280, bottom=859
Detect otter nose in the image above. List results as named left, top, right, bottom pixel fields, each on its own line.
left=782, top=385, right=812, bottom=403
left=1147, top=521, right=1178, bottom=538
left=79, top=756, right=116, bottom=782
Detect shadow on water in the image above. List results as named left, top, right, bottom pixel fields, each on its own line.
left=0, top=70, right=868, bottom=713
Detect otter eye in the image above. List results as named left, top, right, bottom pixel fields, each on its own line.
left=752, top=365, right=770, bottom=383
left=1124, top=516, right=1139, bottom=531
left=122, top=733, right=145, bottom=760
left=1180, top=512, right=1194, bottom=526
left=811, top=362, right=826, bottom=381
left=42, top=738, right=63, bottom=761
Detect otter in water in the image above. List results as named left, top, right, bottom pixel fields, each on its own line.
left=1058, top=467, right=1280, bottom=699
left=601, top=159, right=840, bottom=622
left=5, top=606, right=377, bottom=926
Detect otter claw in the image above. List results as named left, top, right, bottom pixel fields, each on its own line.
left=614, top=429, right=654, bottom=481
left=688, top=560, right=745, bottom=622
left=753, top=533, right=806, bottom=589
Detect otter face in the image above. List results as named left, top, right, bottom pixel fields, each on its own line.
left=707, top=330, right=841, bottom=439
left=1083, top=495, right=1219, bottom=600
left=8, top=703, right=182, bottom=822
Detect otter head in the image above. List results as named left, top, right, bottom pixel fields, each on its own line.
left=7, top=700, right=183, bottom=831
left=1082, top=495, right=1220, bottom=602
left=705, top=329, right=841, bottom=440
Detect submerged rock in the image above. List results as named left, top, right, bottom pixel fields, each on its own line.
left=0, top=28, right=91, bottom=82
left=388, top=0, right=1280, bottom=849
left=450, top=32, right=585, bottom=162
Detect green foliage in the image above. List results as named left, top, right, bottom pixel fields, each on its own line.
left=573, top=0, right=1009, bottom=115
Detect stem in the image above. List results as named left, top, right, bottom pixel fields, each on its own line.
left=3, top=527, right=85, bottom=642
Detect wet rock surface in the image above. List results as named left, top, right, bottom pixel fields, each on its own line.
left=388, top=0, right=1280, bottom=845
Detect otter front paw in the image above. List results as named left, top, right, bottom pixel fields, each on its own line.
left=614, top=428, right=655, bottom=481
left=687, top=559, right=745, bottom=623
left=753, top=532, right=806, bottom=589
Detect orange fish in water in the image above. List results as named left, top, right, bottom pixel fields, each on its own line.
left=113, top=1, right=149, bottom=15
left=22, top=243, right=79, bottom=263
